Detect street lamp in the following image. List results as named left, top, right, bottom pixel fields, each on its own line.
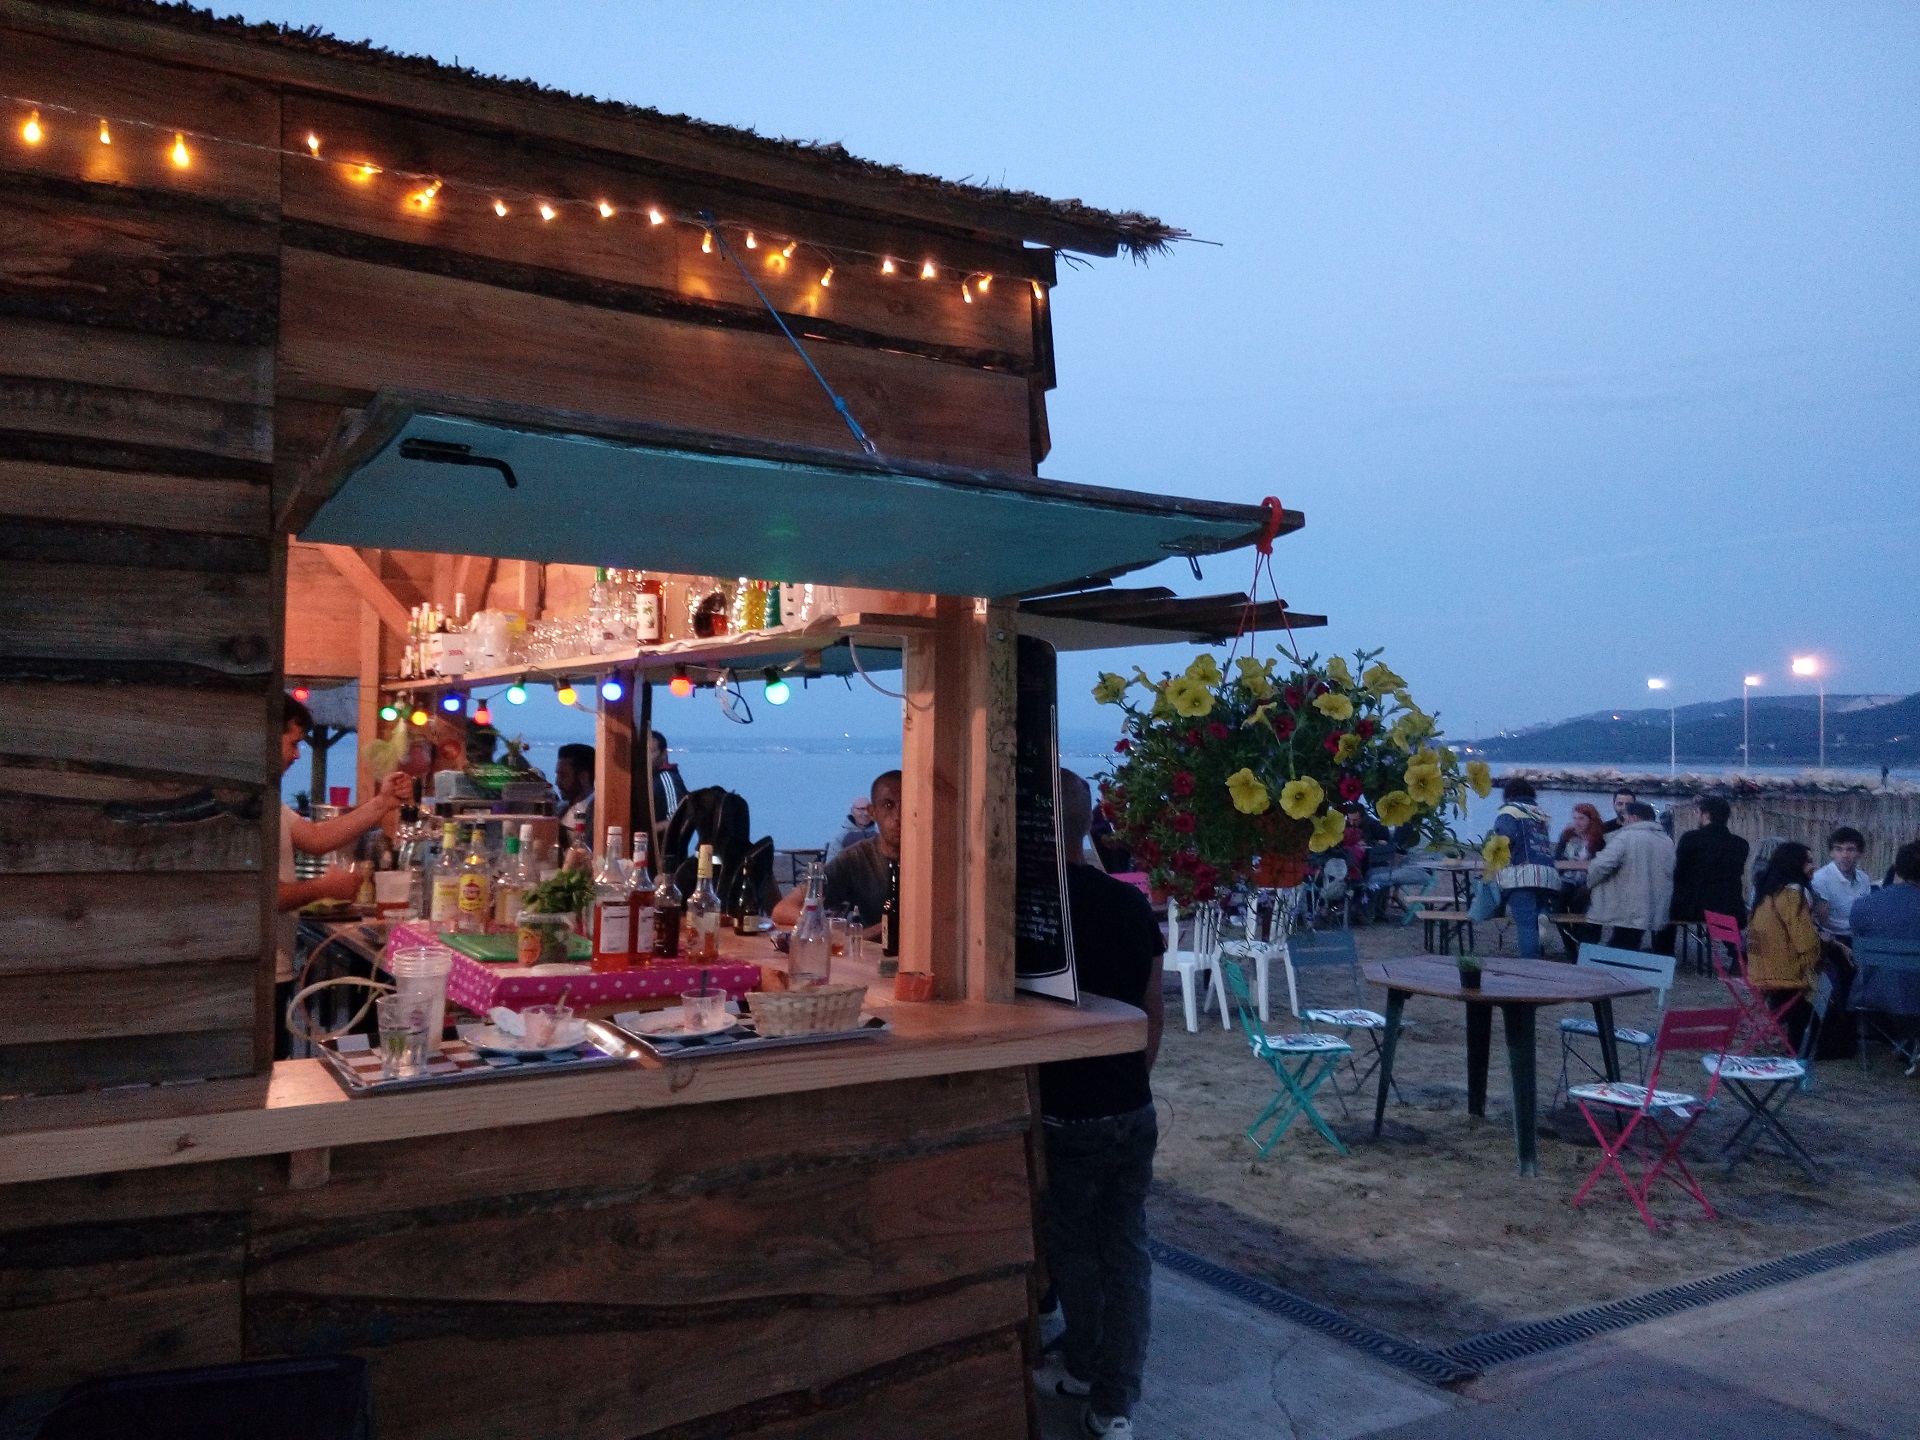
left=1742, top=675, right=1762, bottom=772
left=1647, top=677, right=1675, bottom=777
left=1792, top=655, right=1824, bottom=770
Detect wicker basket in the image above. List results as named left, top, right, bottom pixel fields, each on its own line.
left=751, top=983, right=868, bottom=1037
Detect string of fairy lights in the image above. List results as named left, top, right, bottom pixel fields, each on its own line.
left=4, top=93, right=1049, bottom=307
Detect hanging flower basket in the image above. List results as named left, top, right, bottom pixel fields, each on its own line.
left=1095, top=649, right=1488, bottom=905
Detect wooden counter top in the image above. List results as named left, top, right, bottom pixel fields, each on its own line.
left=0, top=974, right=1142, bottom=1185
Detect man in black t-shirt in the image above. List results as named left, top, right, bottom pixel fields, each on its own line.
left=1037, top=770, right=1164, bottom=1438
left=770, top=771, right=902, bottom=931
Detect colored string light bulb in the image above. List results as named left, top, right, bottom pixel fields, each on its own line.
left=22, top=111, right=42, bottom=144
left=410, top=706, right=430, bottom=726
left=598, top=200, right=614, bottom=218
left=474, top=703, right=492, bottom=726
left=556, top=682, right=578, bottom=706
left=291, top=685, right=310, bottom=702
left=668, top=667, right=694, bottom=699
left=98, top=119, right=111, bottom=145
left=600, top=678, right=624, bottom=703
left=379, top=704, right=399, bottom=722
left=441, top=693, right=464, bottom=714
left=170, top=134, right=190, bottom=167
left=506, top=682, right=528, bottom=705
left=762, top=668, right=790, bottom=705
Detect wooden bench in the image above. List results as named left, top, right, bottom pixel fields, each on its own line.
left=1405, top=902, right=1475, bottom=955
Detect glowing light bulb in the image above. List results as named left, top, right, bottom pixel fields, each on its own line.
left=441, top=693, right=464, bottom=713
left=409, top=181, right=440, bottom=210
left=354, top=162, right=378, bottom=182
left=961, top=281, right=972, bottom=303
left=762, top=668, right=790, bottom=705
left=410, top=707, right=430, bottom=726
left=598, top=200, right=614, bottom=218
left=306, top=133, right=320, bottom=156
left=745, top=231, right=757, bottom=248
left=819, top=267, right=833, bottom=288
left=1792, top=655, right=1819, bottom=677
left=493, top=199, right=508, bottom=217
left=1744, top=674, right=1763, bottom=688
left=539, top=203, right=556, bottom=222
left=22, top=111, right=42, bottom=144
left=977, top=274, right=991, bottom=292
left=881, top=257, right=895, bottom=275
left=474, top=704, right=492, bottom=726
left=556, top=683, right=578, bottom=706
left=379, top=704, right=399, bottom=722
left=600, top=678, right=624, bottom=703
left=702, top=230, right=712, bottom=253
left=668, top=668, right=694, bottom=699
left=781, top=241, right=796, bottom=259
left=1031, top=279, right=1045, bottom=301
left=291, top=685, right=310, bottom=702
left=98, top=119, right=111, bottom=145
left=648, top=207, right=665, bottom=225
left=170, top=133, right=191, bottom=168
left=920, top=259, right=936, bottom=279
left=506, top=682, right=528, bottom=705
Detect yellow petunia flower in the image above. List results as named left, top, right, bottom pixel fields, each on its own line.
left=1405, top=764, right=1446, bottom=808
left=1309, top=808, right=1348, bottom=852
left=1362, top=661, right=1407, bottom=695
left=1482, top=833, right=1512, bottom=879
left=1226, top=768, right=1270, bottom=815
left=1335, top=732, right=1363, bottom=763
left=1312, top=691, right=1354, bottom=722
left=1165, top=674, right=1215, bottom=718
left=1235, top=656, right=1275, bottom=699
left=1466, top=759, right=1492, bottom=798
left=1092, top=672, right=1128, bottom=705
left=1150, top=684, right=1177, bottom=720
left=1376, top=790, right=1416, bottom=827
left=1184, top=653, right=1222, bottom=687
left=1325, top=655, right=1354, bottom=689
left=1280, top=776, right=1325, bottom=820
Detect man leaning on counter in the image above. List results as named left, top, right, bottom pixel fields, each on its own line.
left=771, top=769, right=902, bottom=936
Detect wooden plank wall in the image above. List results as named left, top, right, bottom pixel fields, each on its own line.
left=0, top=1071, right=1036, bottom=1440
left=0, top=28, right=283, bottom=1093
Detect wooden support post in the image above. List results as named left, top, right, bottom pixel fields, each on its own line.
left=315, top=542, right=412, bottom=638
left=635, top=681, right=656, bottom=862
left=900, top=632, right=939, bottom=989
left=595, top=672, right=634, bottom=860
left=513, top=558, right=543, bottom=620
left=356, top=590, right=380, bottom=805
left=969, top=603, right=1018, bottom=1002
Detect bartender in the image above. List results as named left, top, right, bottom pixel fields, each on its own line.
left=772, top=770, right=900, bottom=933
left=555, top=742, right=595, bottom=849
left=277, top=694, right=412, bottom=1056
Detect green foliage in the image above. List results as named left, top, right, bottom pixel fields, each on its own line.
left=526, top=865, right=594, bottom=916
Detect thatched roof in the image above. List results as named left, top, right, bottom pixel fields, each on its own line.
left=38, top=0, right=1187, bottom=258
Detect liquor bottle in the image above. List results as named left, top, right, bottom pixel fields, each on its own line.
left=493, top=823, right=532, bottom=930
left=685, top=844, right=723, bottom=963
left=651, top=861, right=684, bottom=961
left=727, top=858, right=760, bottom=935
left=629, top=833, right=656, bottom=961
left=789, top=861, right=832, bottom=987
left=428, top=822, right=463, bottom=929
left=456, top=822, right=492, bottom=934
left=591, top=826, right=632, bottom=972
left=636, top=572, right=663, bottom=643
left=882, top=859, right=901, bottom=959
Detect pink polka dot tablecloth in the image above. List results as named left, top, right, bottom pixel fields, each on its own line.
left=387, top=922, right=762, bottom=1013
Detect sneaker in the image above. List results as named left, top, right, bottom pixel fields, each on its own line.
left=1033, top=1358, right=1089, bottom=1399
left=1083, top=1408, right=1135, bottom=1436
left=1055, top=1372, right=1091, bottom=1399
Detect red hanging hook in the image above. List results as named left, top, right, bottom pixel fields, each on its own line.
left=1255, top=496, right=1286, bottom=555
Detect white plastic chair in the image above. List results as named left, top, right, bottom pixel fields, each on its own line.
left=1167, top=899, right=1227, bottom=1032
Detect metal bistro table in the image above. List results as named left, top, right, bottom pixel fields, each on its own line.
left=1415, top=856, right=1482, bottom=907
left=1364, top=955, right=1653, bottom=1175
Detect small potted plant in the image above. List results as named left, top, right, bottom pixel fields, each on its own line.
left=1456, top=954, right=1484, bottom=990
left=518, top=868, right=593, bottom=966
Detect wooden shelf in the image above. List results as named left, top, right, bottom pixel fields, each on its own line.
left=381, top=613, right=929, bottom=694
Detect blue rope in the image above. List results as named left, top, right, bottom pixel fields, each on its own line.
left=700, top=209, right=877, bottom=456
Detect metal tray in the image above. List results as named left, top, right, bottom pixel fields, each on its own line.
left=317, top=1019, right=641, bottom=1096
left=609, top=1012, right=889, bottom=1061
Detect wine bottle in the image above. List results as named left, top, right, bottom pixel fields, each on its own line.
left=882, top=859, right=901, bottom=958
left=651, top=863, right=684, bottom=960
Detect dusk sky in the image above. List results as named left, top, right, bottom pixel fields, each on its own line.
left=246, top=1, right=1920, bottom=750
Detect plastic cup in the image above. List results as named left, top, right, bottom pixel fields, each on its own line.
left=376, top=993, right=428, bottom=1077
left=388, top=945, right=452, bottom=1054
left=520, top=1003, right=572, bottom=1048
left=680, top=987, right=727, bottom=1032
left=374, top=870, right=412, bottom=920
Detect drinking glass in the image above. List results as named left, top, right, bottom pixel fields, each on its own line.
left=520, top=1003, right=572, bottom=1048
left=680, top=987, right=728, bottom=1032
left=376, top=994, right=428, bottom=1078
left=828, top=915, right=849, bottom=958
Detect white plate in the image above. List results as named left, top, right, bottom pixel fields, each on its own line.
left=461, top=1021, right=591, bottom=1057
left=526, top=962, right=592, bottom=976
left=619, top=1008, right=740, bottom=1042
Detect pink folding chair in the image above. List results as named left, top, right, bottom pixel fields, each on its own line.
left=1569, top=1006, right=1741, bottom=1231
left=1702, top=909, right=1796, bottom=1058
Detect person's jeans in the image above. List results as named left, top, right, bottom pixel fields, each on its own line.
left=1508, top=887, right=1547, bottom=958
left=1042, top=1103, right=1157, bottom=1420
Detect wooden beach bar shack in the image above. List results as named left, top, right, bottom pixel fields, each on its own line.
left=0, top=4, right=1313, bottom=1432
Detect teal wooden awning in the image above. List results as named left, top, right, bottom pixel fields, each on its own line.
left=283, top=391, right=1298, bottom=599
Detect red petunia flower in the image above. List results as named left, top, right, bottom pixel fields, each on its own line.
left=1134, top=838, right=1161, bottom=866
left=1171, top=770, right=1195, bottom=797
left=1184, top=729, right=1201, bottom=746
left=1323, top=730, right=1345, bottom=754
left=1273, top=713, right=1297, bottom=740
left=1169, top=811, right=1196, bottom=833
left=1283, top=686, right=1304, bottom=711
left=1338, top=775, right=1365, bottom=802
left=1207, top=722, right=1231, bottom=742
left=1356, top=718, right=1377, bottom=739
left=1115, top=738, right=1133, bottom=753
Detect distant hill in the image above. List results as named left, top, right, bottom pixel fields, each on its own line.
left=1464, top=693, right=1920, bottom=768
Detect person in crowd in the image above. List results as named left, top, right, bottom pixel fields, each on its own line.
left=1602, top=788, right=1637, bottom=835
left=1036, top=770, right=1164, bottom=1440
left=824, top=796, right=877, bottom=861
left=1672, top=796, right=1751, bottom=926
left=1585, top=800, right=1674, bottom=951
left=1089, top=802, right=1133, bottom=873
left=650, top=730, right=687, bottom=851
left=1551, top=803, right=1607, bottom=953
left=1811, top=827, right=1873, bottom=940
left=277, top=695, right=412, bottom=1058
left=772, top=771, right=901, bottom=930
left=1492, top=778, right=1561, bottom=958
left=1851, top=840, right=1920, bottom=941
left=554, top=742, right=595, bottom=850
left=1746, top=842, right=1824, bottom=1052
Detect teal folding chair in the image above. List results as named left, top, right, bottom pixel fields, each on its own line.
left=1218, top=955, right=1352, bottom=1156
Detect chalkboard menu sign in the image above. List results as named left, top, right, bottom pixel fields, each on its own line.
left=1014, top=635, right=1078, bottom=1003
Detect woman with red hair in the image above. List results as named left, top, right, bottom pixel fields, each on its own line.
left=1553, top=802, right=1607, bottom=954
